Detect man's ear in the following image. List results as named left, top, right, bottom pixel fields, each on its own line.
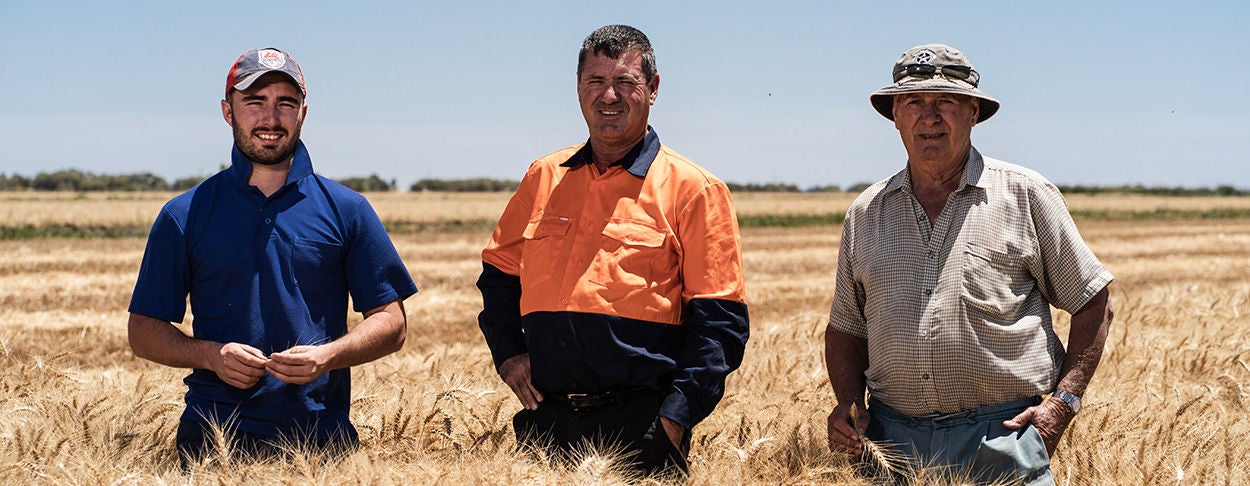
left=648, top=74, right=660, bottom=104
left=221, top=99, right=234, bottom=127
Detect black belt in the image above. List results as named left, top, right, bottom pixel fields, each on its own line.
left=548, top=387, right=656, bottom=413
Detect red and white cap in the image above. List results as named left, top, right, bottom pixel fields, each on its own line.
left=225, top=47, right=306, bottom=97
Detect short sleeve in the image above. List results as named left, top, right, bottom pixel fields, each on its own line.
left=344, top=198, right=418, bottom=312
left=828, top=210, right=867, bottom=338
left=1027, top=182, right=1114, bottom=313
left=128, top=207, right=191, bottom=323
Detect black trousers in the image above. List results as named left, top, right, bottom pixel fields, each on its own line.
left=513, top=392, right=691, bottom=478
left=175, top=420, right=357, bottom=468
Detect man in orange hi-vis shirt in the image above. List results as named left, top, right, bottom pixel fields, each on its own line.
left=476, top=25, right=749, bottom=478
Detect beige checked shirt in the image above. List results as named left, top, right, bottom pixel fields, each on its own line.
left=828, top=147, right=1114, bottom=416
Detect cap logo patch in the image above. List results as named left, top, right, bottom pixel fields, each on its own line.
left=258, top=49, right=285, bottom=69
left=914, top=51, right=933, bottom=65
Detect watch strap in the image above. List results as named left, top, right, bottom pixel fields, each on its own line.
left=1053, top=390, right=1082, bottom=414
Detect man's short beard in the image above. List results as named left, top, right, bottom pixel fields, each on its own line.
left=231, top=113, right=302, bottom=166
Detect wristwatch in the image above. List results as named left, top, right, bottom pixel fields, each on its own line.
left=1053, top=390, right=1082, bottom=414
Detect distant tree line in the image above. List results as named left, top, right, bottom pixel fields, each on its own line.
left=0, top=170, right=209, bottom=192
left=1, top=170, right=1246, bottom=195
left=0, top=170, right=398, bottom=193
left=724, top=182, right=876, bottom=193
left=1055, top=184, right=1247, bottom=196
left=336, top=174, right=397, bottom=192
left=409, top=178, right=519, bottom=192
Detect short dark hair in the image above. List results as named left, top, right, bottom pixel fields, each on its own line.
left=577, top=25, right=657, bottom=81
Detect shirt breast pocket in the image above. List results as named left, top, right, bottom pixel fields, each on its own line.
left=960, top=242, right=1030, bottom=319
left=520, top=216, right=571, bottom=286
left=592, top=218, right=669, bottom=290
left=292, top=239, right=345, bottom=293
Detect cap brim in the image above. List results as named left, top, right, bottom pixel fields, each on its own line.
left=231, top=70, right=306, bottom=96
left=870, top=78, right=999, bottom=123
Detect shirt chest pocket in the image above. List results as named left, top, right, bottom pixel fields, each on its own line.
left=520, top=216, right=572, bottom=286
left=590, top=219, right=671, bottom=289
left=291, top=239, right=345, bottom=293
left=960, top=242, right=1032, bottom=319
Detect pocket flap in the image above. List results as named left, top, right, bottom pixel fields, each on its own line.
left=523, top=215, right=572, bottom=239
left=602, top=219, right=665, bottom=247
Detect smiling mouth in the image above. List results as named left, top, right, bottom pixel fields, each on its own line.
left=599, top=110, right=622, bottom=116
left=919, top=133, right=946, bottom=140
left=255, top=132, right=284, bottom=141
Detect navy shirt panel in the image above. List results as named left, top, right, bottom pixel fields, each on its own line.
left=520, top=311, right=683, bottom=395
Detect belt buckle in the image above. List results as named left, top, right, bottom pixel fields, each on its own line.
left=565, top=393, right=599, bottom=412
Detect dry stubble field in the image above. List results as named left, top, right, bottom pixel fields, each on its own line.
left=1, top=192, right=1248, bottom=485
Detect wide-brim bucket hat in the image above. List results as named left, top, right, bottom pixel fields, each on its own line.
left=870, top=44, right=999, bottom=123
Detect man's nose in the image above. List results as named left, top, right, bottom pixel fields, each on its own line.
left=259, top=106, right=282, bottom=125
left=919, top=102, right=940, bottom=119
left=601, top=84, right=620, bottom=103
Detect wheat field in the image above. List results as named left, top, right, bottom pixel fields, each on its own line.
left=0, top=192, right=1247, bottom=485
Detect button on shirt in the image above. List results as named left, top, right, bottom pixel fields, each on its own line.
left=828, top=148, right=1113, bottom=416
left=478, top=128, right=749, bottom=428
left=129, top=141, right=418, bottom=438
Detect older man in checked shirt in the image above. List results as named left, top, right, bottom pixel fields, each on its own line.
left=824, top=44, right=1115, bottom=485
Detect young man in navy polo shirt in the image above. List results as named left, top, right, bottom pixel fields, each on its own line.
left=127, top=47, right=418, bottom=464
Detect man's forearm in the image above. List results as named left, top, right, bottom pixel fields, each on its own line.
left=825, top=325, right=869, bottom=405
left=1056, top=287, right=1114, bottom=396
left=320, top=299, right=407, bottom=370
left=128, top=312, right=217, bottom=369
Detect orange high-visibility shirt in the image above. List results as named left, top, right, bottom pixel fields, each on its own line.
left=482, top=143, right=746, bottom=325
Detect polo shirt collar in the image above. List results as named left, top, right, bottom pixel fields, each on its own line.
left=886, top=145, right=989, bottom=195
left=227, top=140, right=315, bottom=189
left=561, top=126, right=661, bottom=178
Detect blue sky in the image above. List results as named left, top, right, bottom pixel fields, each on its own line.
left=3, top=1, right=1247, bottom=189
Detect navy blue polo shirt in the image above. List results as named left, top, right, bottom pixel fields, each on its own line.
left=129, top=141, right=417, bottom=439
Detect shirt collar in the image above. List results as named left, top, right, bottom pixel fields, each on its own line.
left=561, top=126, right=661, bottom=178
left=885, top=145, right=988, bottom=195
left=960, top=146, right=989, bottom=189
left=227, top=140, right=315, bottom=189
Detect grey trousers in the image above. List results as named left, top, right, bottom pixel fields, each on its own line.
left=864, top=396, right=1054, bottom=485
